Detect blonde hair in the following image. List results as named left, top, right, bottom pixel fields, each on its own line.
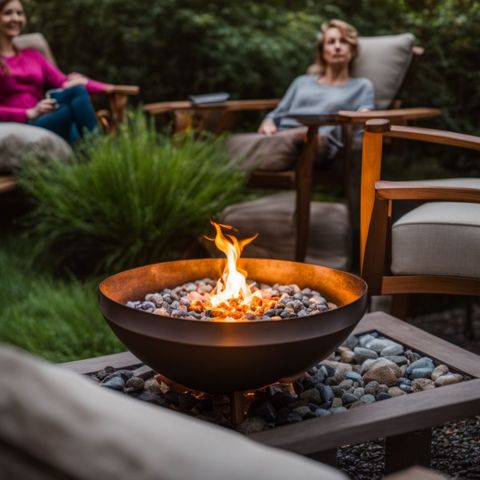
left=309, top=19, right=359, bottom=75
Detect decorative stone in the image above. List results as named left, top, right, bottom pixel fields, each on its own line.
left=338, top=379, right=354, bottom=390
left=317, top=384, right=334, bottom=403
left=406, top=357, right=434, bottom=375
left=399, top=384, right=413, bottom=393
left=345, top=335, right=359, bottom=350
left=331, top=397, right=343, bottom=408
left=434, top=374, right=463, bottom=387
left=359, top=334, right=376, bottom=347
left=125, top=376, right=145, bottom=391
left=364, top=381, right=380, bottom=395
left=376, top=392, right=392, bottom=401
left=353, top=387, right=365, bottom=398
left=364, top=358, right=403, bottom=378
left=388, top=387, right=406, bottom=397
left=237, top=417, right=268, bottom=434
left=363, top=366, right=398, bottom=387
left=381, top=344, right=404, bottom=356
left=293, top=406, right=314, bottom=418
left=366, top=338, right=400, bottom=353
left=314, top=408, right=331, bottom=417
left=330, top=407, right=348, bottom=414
left=101, top=376, right=125, bottom=391
left=431, top=364, right=449, bottom=381
left=299, top=388, right=321, bottom=404
left=333, top=364, right=352, bottom=384
left=345, top=371, right=363, bottom=382
left=412, top=378, right=435, bottom=392
left=354, top=347, right=378, bottom=362
left=342, top=392, right=359, bottom=405
left=384, top=355, right=408, bottom=366
left=340, top=348, right=356, bottom=363
left=405, top=350, right=421, bottom=363
left=410, top=367, right=434, bottom=379
left=360, top=394, right=376, bottom=404
left=377, top=384, right=389, bottom=394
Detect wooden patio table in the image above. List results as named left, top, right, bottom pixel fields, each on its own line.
left=62, top=311, right=480, bottom=474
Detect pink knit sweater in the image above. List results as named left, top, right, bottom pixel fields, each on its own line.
left=0, top=48, right=108, bottom=123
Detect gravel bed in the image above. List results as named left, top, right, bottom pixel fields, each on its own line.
left=337, top=416, right=480, bottom=479
left=126, top=279, right=337, bottom=321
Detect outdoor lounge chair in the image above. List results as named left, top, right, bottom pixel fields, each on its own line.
left=145, top=33, right=440, bottom=270
left=359, top=119, right=480, bottom=332
left=0, top=344, right=447, bottom=479
left=0, top=33, right=139, bottom=195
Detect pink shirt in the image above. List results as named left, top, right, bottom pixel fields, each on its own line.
left=0, top=48, right=108, bottom=123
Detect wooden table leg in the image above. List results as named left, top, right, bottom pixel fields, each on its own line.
left=385, top=428, right=432, bottom=474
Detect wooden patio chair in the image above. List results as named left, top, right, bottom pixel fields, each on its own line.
left=144, top=34, right=441, bottom=270
left=0, top=33, right=139, bottom=195
left=360, top=119, right=480, bottom=333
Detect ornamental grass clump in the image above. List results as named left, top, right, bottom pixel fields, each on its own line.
left=19, top=112, right=245, bottom=275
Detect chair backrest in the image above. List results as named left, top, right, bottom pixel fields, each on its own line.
left=12, top=32, right=57, bottom=66
left=351, top=33, right=416, bottom=110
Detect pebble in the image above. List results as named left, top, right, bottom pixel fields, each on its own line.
left=314, top=408, right=332, bottom=417
left=345, top=371, right=362, bottom=382
left=125, top=376, right=145, bottom=391
left=412, top=378, right=435, bottom=392
left=360, top=394, right=376, bottom=404
left=380, top=344, right=404, bottom=356
left=128, top=280, right=335, bottom=321
left=237, top=417, right=268, bottom=434
left=387, top=387, right=406, bottom=397
left=406, top=357, right=434, bottom=375
left=410, top=367, right=434, bottom=379
left=363, top=366, right=398, bottom=387
left=331, top=397, right=343, bottom=408
left=330, top=407, right=348, bottom=414
left=101, top=376, right=125, bottom=391
left=299, top=388, right=321, bottom=404
left=359, top=334, right=376, bottom=347
left=434, top=374, right=463, bottom=387
left=354, top=347, right=378, bottom=362
left=364, top=381, right=380, bottom=395
left=431, top=364, right=449, bottom=381
left=342, top=392, right=359, bottom=405
left=366, top=338, right=400, bottom=353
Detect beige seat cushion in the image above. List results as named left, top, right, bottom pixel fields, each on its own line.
left=0, top=345, right=346, bottom=480
left=0, top=123, right=72, bottom=172
left=391, top=179, right=480, bottom=278
left=13, top=32, right=56, bottom=64
left=351, top=33, right=415, bottom=110
left=221, top=192, right=351, bottom=271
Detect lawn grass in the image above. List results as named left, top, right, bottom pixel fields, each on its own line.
left=0, top=233, right=123, bottom=362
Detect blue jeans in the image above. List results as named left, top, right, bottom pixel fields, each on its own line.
left=30, top=85, right=98, bottom=144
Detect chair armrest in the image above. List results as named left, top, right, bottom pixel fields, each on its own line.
left=338, top=107, right=442, bottom=123
left=144, top=99, right=279, bottom=116
left=375, top=180, right=480, bottom=203
left=365, top=121, right=480, bottom=150
left=0, top=175, right=17, bottom=194
left=288, top=113, right=348, bottom=126
left=106, top=85, right=140, bottom=96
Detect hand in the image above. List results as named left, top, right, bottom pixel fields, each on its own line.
left=258, top=119, right=277, bottom=135
left=26, top=99, right=57, bottom=120
left=62, top=72, right=88, bottom=89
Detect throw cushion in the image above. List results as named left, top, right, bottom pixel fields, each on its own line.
left=13, top=32, right=57, bottom=65
left=0, top=123, right=72, bottom=172
left=0, top=345, right=347, bottom=480
left=221, top=192, right=351, bottom=271
left=391, top=179, right=480, bottom=278
left=351, top=33, right=415, bottom=110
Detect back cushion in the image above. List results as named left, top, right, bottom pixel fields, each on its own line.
left=12, top=32, right=57, bottom=65
left=351, top=33, right=415, bottom=110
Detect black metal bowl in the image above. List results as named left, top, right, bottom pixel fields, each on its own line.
left=99, top=258, right=367, bottom=393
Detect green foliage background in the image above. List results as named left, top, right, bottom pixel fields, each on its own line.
left=23, top=0, right=479, bottom=137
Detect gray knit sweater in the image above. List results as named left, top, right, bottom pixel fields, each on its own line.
left=265, top=75, right=375, bottom=159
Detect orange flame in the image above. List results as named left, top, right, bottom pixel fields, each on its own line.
left=207, top=221, right=257, bottom=306
left=189, top=221, right=278, bottom=321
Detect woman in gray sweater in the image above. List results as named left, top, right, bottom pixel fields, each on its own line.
left=229, top=19, right=374, bottom=171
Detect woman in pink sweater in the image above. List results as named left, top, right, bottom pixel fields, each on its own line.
left=0, top=0, right=113, bottom=143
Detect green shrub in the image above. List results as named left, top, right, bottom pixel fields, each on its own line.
left=19, top=112, right=245, bottom=274
left=0, top=236, right=122, bottom=362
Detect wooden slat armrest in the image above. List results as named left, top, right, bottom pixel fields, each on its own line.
left=107, top=85, right=139, bottom=96
left=223, top=99, right=279, bottom=111
left=144, top=98, right=279, bottom=116
left=0, top=175, right=17, bottom=194
left=375, top=180, right=480, bottom=202
left=289, top=113, right=347, bottom=126
left=338, top=107, right=441, bottom=123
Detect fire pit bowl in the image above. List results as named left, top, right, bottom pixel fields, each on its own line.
left=99, top=258, right=367, bottom=393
